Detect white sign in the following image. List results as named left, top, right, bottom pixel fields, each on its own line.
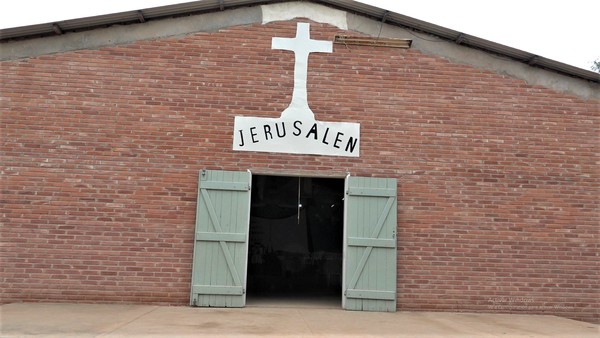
left=234, top=117, right=359, bottom=156
left=233, top=22, right=360, bottom=157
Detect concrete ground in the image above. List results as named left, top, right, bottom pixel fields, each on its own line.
left=1, top=301, right=598, bottom=337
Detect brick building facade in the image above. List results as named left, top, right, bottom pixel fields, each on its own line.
left=1, top=1, right=598, bottom=323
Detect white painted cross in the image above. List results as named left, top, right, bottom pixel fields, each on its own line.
left=232, top=22, right=360, bottom=157
left=272, top=22, right=332, bottom=120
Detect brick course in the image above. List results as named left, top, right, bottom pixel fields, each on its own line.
left=1, top=20, right=598, bottom=323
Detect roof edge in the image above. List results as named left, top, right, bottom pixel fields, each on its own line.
left=1, top=0, right=598, bottom=84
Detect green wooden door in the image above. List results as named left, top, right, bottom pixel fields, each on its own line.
left=190, top=169, right=251, bottom=307
left=343, top=176, right=397, bottom=312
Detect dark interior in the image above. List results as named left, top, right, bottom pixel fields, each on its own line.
left=247, top=175, right=344, bottom=301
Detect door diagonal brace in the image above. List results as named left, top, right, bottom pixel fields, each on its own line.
left=347, top=196, right=395, bottom=290
left=200, top=188, right=242, bottom=286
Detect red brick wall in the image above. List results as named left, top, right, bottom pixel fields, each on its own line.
left=1, top=20, right=598, bottom=323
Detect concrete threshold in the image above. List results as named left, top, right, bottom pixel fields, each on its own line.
left=1, top=302, right=598, bottom=337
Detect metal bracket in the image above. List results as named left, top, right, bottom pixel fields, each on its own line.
left=137, top=11, right=146, bottom=23
left=527, top=55, right=540, bottom=66
left=52, top=23, right=63, bottom=35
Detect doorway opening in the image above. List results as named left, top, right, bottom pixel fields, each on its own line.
left=246, top=175, right=344, bottom=307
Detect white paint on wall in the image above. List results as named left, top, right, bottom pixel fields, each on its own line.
left=271, top=22, right=332, bottom=120
left=233, top=22, right=360, bottom=157
left=233, top=117, right=360, bottom=157
left=261, top=2, right=348, bottom=30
